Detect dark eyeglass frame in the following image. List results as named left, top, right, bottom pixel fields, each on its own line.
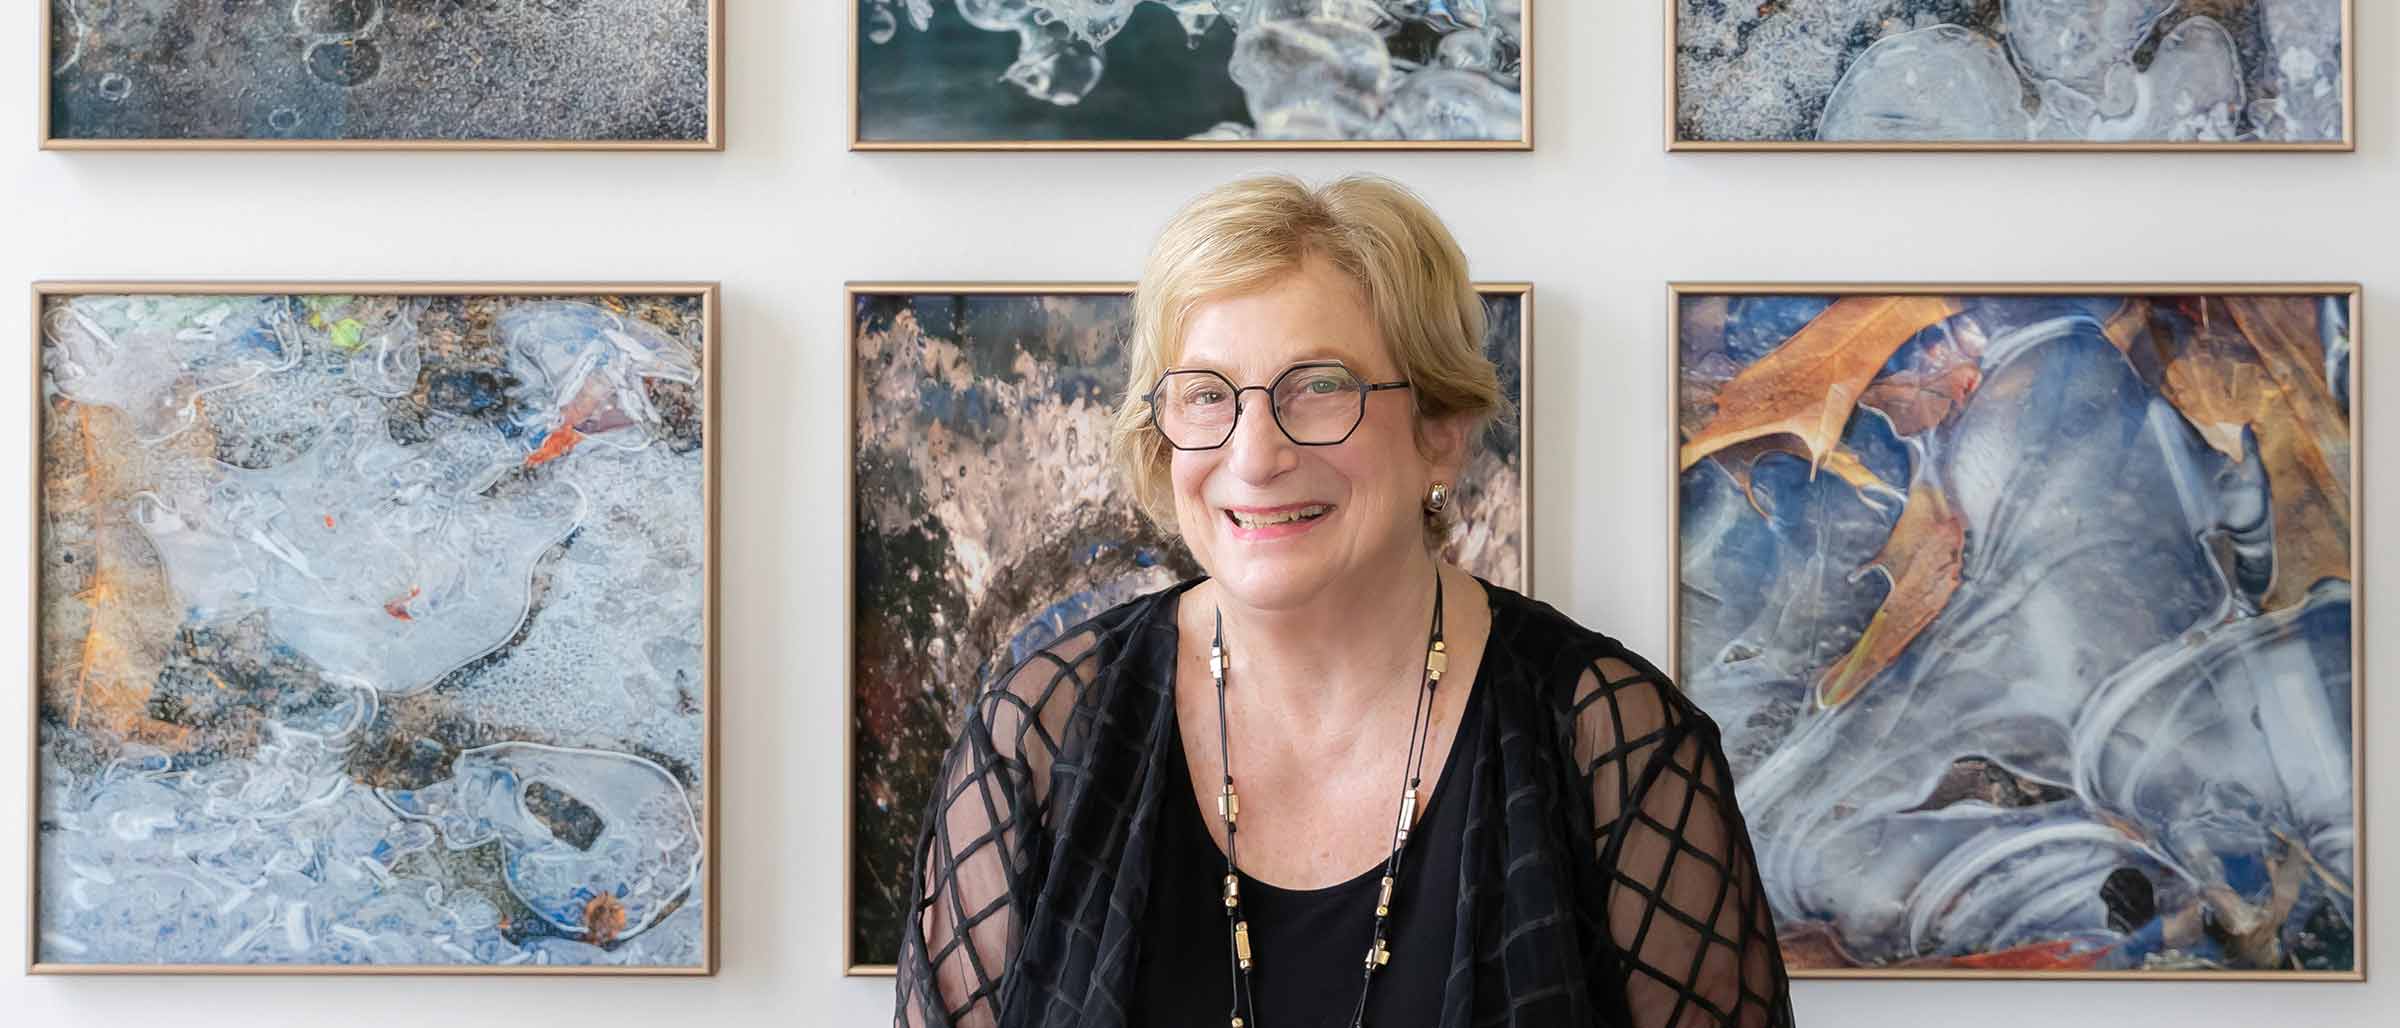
left=1144, top=360, right=1412, bottom=451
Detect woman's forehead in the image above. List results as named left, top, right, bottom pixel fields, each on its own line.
left=1172, top=279, right=1389, bottom=374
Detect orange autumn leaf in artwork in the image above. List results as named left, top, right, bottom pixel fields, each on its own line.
left=47, top=406, right=197, bottom=754
left=583, top=892, right=629, bottom=946
left=526, top=425, right=584, bottom=467
left=1945, top=939, right=2107, bottom=972
left=2221, top=297, right=2352, bottom=610
left=1680, top=296, right=1963, bottom=473
left=2156, top=303, right=2281, bottom=460
left=1858, top=327, right=1983, bottom=436
left=71, top=580, right=191, bottom=750
left=1774, top=921, right=1864, bottom=971
left=1816, top=469, right=1965, bottom=709
left=2099, top=298, right=2155, bottom=364
left=2108, top=296, right=2350, bottom=611
left=384, top=585, right=422, bottom=621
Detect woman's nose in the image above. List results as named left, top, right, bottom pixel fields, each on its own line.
left=1223, top=391, right=1296, bottom=483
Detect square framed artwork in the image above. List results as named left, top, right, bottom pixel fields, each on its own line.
left=1670, top=283, right=2361, bottom=978
left=30, top=282, right=717, bottom=973
left=851, top=1, right=1533, bottom=150
left=844, top=282, right=1532, bottom=973
left=1668, top=1, right=2355, bottom=151
left=40, top=2, right=725, bottom=149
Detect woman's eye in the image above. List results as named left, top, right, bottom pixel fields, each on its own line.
left=1306, top=378, right=1340, bottom=394
left=1187, top=389, right=1226, bottom=405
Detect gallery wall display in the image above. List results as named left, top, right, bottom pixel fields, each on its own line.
left=844, top=282, right=1531, bottom=972
left=1669, top=1, right=2355, bottom=150
left=29, top=283, right=718, bottom=973
left=852, top=0, right=1531, bottom=149
left=41, top=1, right=725, bottom=149
left=1670, top=284, right=2361, bottom=978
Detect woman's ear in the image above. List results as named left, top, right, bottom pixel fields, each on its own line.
left=1422, top=411, right=1472, bottom=485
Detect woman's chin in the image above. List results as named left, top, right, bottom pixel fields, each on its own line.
left=1209, top=541, right=1392, bottom=613
left=1209, top=553, right=1338, bottom=611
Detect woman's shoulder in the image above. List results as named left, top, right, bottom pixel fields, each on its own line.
left=1475, top=578, right=1710, bottom=732
left=969, top=577, right=1198, bottom=721
left=1031, top=575, right=1198, bottom=663
left=1477, top=578, right=1657, bottom=675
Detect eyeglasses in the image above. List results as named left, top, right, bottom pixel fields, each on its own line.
left=1145, top=360, right=1412, bottom=451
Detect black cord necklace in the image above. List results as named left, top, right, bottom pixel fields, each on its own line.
left=1209, top=572, right=1447, bottom=1028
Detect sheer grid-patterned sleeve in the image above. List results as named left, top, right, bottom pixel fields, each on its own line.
left=1573, top=652, right=1794, bottom=1028
left=895, top=630, right=1103, bottom=1028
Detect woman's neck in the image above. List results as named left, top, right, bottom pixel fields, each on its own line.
left=1205, top=550, right=1449, bottom=727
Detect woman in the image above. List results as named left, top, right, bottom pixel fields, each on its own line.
left=896, top=175, right=1793, bottom=1028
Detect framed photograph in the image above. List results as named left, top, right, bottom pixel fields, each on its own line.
left=844, top=282, right=1532, bottom=973
left=29, top=283, right=717, bottom=973
left=851, top=1, right=1532, bottom=150
left=41, top=1, right=725, bottom=150
left=1668, top=1, right=2355, bottom=151
left=1670, top=283, right=2361, bottom=978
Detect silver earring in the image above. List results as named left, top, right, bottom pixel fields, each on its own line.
left=1424, top=481, right=1450, bottom=514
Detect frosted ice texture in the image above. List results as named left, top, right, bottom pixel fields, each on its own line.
left=2030, top=16, right=2246, bottom=142
left=1819, top=26, right=2032, bottom=141
left=380, top=744, right=702, bottom=944
left=44, top=295, right=305, bottom=444
left=1823, top=5, right=2247, bottom=141
left=129, top=403, right=584, bottom=693
left=2256, top=0, right=2347, bottom=141
left=2002, top=0, right=2179, bottom=97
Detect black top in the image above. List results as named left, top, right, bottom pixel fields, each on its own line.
left=1127, top=657, right=1486, bottom=1028
left=895, top=577, right=1794, bottom=1028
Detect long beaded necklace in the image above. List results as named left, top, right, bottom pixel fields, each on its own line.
left=1208, top=573, right=1447, bottom=1028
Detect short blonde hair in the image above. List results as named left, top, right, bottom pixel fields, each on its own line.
left=1110, top=174, right=1505, bottom=544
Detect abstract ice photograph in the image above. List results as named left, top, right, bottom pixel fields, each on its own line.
left=35, top=290, right=711, bottom=969
left=47, top=0, right=714, bottom=142
left=1674, top=1, right=2348, bottom=145
left=848, top=287, right=1526, bottom=968
left=855, top=1, right=1526, bottom=144
left=1675, top=290, right=2356, bottom=973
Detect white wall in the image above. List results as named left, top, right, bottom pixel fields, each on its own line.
left=3, top=2, right=2392, bottom=1025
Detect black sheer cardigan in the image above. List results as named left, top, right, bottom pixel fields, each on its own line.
left=895, top=577, right=1794, bottom=1028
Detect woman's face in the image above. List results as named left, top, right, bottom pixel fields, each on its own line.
left=1166, top=256, right=1462, bottom=611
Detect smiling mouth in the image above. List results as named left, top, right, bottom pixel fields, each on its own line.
left=1226, top=504, right=1333, bottom=529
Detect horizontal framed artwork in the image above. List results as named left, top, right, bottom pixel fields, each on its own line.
left=851, top=1, right=1532, bottom=150
left=844, top=281, right=1532, bottom=973
left=1669, top=1, right=2355, bottom=151
left=1670, top=283, right=2361, bottom=978
left=30, top=282, right=717, bottom=973
left=41, top=1, right=725, bottom=150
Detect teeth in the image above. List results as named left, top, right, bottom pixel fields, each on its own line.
left=1231, top=505, right=1329, bottom=528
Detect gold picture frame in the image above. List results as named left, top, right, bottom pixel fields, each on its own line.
left=1664, top=1, right=2358, bottom=152
left=39, top=3, right=727, bottom=151
left=27, top=281, right=721, bottom=975
left=848, top=3, right=1536, bottom=151
left=842, top=280, right=1535, bottom=975
left=1666, top=282, right=2365, bottom=980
